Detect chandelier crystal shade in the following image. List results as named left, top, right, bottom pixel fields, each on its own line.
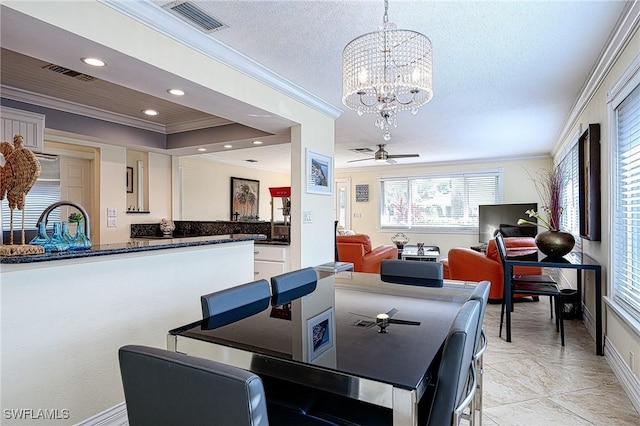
left=342, top=0, right=433, bottom=141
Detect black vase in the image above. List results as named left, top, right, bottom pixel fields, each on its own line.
left=535, top=230, right=575, bottom=258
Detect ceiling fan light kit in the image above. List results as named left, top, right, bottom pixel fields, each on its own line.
left=342, top=0, right=433, bottom=141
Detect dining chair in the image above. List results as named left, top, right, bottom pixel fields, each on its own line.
left=495, top=233, right=565, bottom=346
left=270, top=267, right=318, bottom=306
left=469, top=281, right=490, bottom=426
left=119, top=345, right=337, bottom=426
left=423, top=299, right=481, bottom=426
left=380, top=259, right=444, bottom=287
left=200, top=279, right=271, bottom=318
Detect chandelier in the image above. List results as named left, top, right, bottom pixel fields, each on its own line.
left=342, top=0, right=433, bottom=141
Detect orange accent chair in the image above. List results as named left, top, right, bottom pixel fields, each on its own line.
left=336, top=234, right=398, bottom=273
left=444, top=237, right=542, bottom=302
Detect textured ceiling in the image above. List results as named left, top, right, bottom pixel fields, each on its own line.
left=0, top=1, right=631, bottom=171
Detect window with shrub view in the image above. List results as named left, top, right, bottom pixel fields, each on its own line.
left=380, top=170, right=501, bottom=232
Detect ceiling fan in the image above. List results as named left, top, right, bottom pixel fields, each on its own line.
left=350, top=308, right=420, bottom=333
left=348, top=144, right=420, bottom=164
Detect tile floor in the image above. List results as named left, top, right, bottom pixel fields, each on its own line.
left=481, top=299, right=639, bottom=425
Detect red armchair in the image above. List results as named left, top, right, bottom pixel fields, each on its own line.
left=443, top=237, right=542, bottom=302
left=336, top=234, right=398, bottom=273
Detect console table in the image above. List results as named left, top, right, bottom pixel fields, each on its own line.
left=400, top=245, right=440, bottom=262
left=503, top=251, right=603, bottom=355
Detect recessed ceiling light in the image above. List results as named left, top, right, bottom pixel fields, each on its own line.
left=252, top=140, right=263, bottom=145
left=197, top=148, right=207, bottom=152
left=224, top=144, right=233, bottom=148
left=81, top=57, right=106, bottom=67
left=142, top=109, right=158, bottom=116
left=168, top=89, right=185, bottom=96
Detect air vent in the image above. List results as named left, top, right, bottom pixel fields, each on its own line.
left=349, top=147, right=374, bottom=154
left=42, top=64, right=96, bottom=82
left=162, top=1, right=228, bottom=33
left=245, top=159, right=258, bottom=163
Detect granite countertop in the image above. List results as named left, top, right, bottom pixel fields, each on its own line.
left=0, top=234, right=266, bottom=264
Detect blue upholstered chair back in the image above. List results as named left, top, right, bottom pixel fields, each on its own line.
left=119, top=345, right=269, bottom=426
left=380, top=259, right=444, bottom=287
left=270, top=267, right=318, bottom=306
left=201, top=279, right=271, bottom=319
left=426, top=300, right=481, bottom=426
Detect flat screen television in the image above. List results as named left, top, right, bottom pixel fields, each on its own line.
left=478, top=203, right=538, bottom=243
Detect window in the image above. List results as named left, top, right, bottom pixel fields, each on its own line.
left=559, top=143, right=580, bottom=239
left=1, top=155, right=60, bottom=233
left=613, top=82, right=640, bottom=320
left=380, top=170, right=501, bottom=232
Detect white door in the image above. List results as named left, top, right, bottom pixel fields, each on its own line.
left=59, top=156, right=92, bottom=232
left=334, top=178, right=351, bottom=231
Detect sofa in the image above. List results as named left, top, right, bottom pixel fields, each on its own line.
left=336, top=234, right=398, bottom=273
left=442, top=237, right=542, bottom=302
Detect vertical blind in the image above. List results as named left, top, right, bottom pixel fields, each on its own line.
left=614, top=83, right=640, bottom=320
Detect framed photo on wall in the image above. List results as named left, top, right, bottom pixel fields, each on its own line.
left=126, top=167, right=134, bottom=193
left=230, top=177, right=260, bottom=220
left=306, top=149, right=333, bottom=195
left=578, top=123, right=601, bottom=241
left=307, top=308, right=334, bottom=362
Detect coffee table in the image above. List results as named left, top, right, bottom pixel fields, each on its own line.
left=400, top=245, right=440, bottom=261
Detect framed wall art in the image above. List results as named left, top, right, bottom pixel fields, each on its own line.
left=578, top=123, right=601, bottom=241
left=306, top=149, right=333, bottom=195
left=307, top=307, right=334, bottom=362
left=355, top=184, right=369, bottom=202
left=126, top=167, right=134, bottom=193
left=230, top=177, right=260, bottom=220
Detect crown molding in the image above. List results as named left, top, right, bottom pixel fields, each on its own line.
left=0, top=85, right=231, bottom=135
left=99, top=0, right=343, bottom=120
left=552, top=0, right=640, bottom=154
left=1, top=85, right=165, bottom=133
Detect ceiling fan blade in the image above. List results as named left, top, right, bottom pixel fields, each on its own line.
left=388, top=318, right=421, bottom=326
left=385, top=308, right=399, bottom=317
left=387, top=154, right=420, bottom=159
left=386, top=159, right=397, bottom=164
left=347, top=158, right=375, bottom=163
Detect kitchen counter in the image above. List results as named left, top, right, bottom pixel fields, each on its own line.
left=0, top=233, right=266, bottom=264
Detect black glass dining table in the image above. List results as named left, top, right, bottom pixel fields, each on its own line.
left=167, top=270, right=479, bottom=425
left=503, top=250, right=603, bottom=355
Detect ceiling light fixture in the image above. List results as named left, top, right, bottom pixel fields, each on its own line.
left=342, top=0, right=433, bottom=141
left=224, top=144, right=233, bottom=148
left=168, top=89, right=185, bottom=96
left=81, top=57, right=106, bottom=67
left=197, top=148, right=207, bottom=152
left=142, top=109, right=158, bottom=116
left=252, top=140, right=263, bottom=145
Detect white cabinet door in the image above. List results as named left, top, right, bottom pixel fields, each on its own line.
left=0, top=106, right=45, bottom=152
left=254, top=260, right=286, bottom=281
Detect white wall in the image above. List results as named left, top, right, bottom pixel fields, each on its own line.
left=179, top=156, right=290, bottom=221
left=335, top=156, right=552, bottom=256
left=0, top=242, right=255, bottom=425
left=554, top=27, right=640, bottom=381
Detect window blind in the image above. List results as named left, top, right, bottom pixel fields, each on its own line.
left=380, top=170, right=501, bottom=231
left=559, top=144, right=580, bottom=239
left=1, top=155, right=60, bottom=233
left=614, top=83, right=640, bottom=320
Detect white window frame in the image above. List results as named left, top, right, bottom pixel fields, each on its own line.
left=378, top=169, right=503, bottom=234
left=607, top=51, right=640, bottom=328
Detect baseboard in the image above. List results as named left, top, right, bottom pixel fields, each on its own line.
left=582, top=302, right=596, bottom=342
left=75, top=402, right=127, bottom=426
left=605, top=336, right=640, bottom=415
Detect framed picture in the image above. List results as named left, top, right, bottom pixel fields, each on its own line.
left=355, top=184, right=369, bottom=202
left=126, top=167, right=134, bottom=193
left=307, top=308, right=334, bottom=362
left=578, top=123, right=601, bottom=241
left=306, top=149, right=333, bottom=195
left=230, top=177, right=260, bottom=220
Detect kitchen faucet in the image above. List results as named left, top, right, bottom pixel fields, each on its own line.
left=38, top=201, right=91, bottom=239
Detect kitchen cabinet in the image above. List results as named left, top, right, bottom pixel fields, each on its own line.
left=0, top=106, right=45, bottom=152
left=254, top=245, right=290, bottom=280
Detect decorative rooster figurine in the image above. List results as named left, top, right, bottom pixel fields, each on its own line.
left=0, top=134, right=43, bottom=253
